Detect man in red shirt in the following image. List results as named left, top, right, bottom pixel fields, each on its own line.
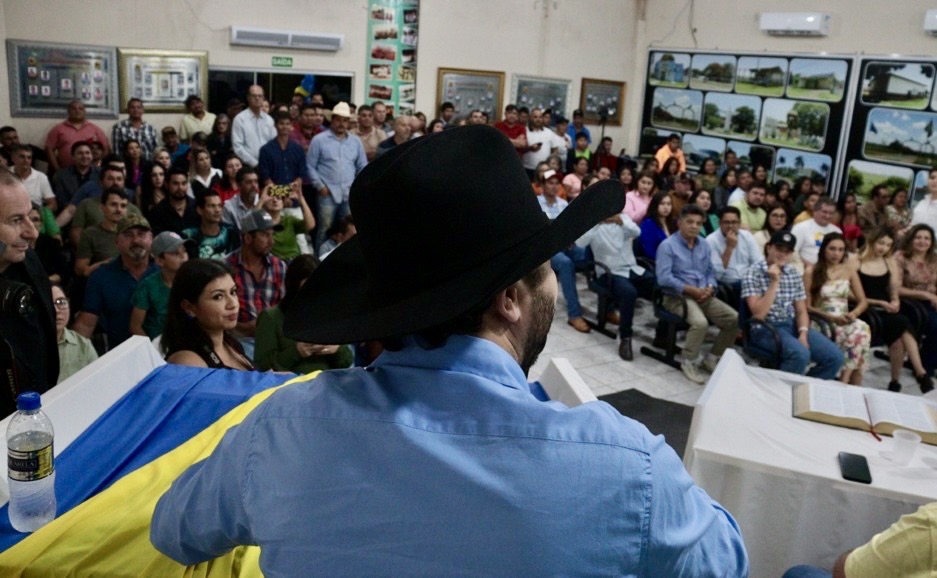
left=494, top=104, right=527, bottom=157
left=45, top=100, right=109, bottom=172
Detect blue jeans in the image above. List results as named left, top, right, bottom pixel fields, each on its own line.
left=750, top=320, right=843, bottom=379
left=599, top=270, right=654, bottom=337
left=781, top=565, right=831, bottom=578
left=315, top=193, right=350, bottom=251
left=550, top=246, right=588, bottom=319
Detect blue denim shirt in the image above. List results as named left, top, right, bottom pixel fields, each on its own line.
left=305, top=129, right=367, bottom=203
left=656, top=232, right=718, bottom=292
left=152, top=335, right=748, bottom=576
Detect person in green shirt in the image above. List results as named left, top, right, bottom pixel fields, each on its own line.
left=262, top=184, right=315, bottom=261
left=129, top=231, right=191, bottom=339
left=254, top=254, right=352, bottom=373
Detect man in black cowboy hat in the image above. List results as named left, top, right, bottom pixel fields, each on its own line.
left=152, top=126, right=748, bottom=577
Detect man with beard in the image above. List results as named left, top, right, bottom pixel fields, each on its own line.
left=179, top=95, right=216, bottom=145
left=352, top=104, right=386, bottom=162
left=44, top=100, right=109, bottom=172
left=73, top=187, right=129, bottom=278
left=152, top=126, right=748, bottom=577
left=74, top=214, right=157, bottom=348
left=148, top=167, right=199, bottom=235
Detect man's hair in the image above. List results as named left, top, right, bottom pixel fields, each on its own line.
left=668, top=133, right=681, bottom=142
left=8, top=144, right=31, bottom=155
left=275, top=111, right=292, bottom=124
left=184, top=94, right=203, bottom=108
left=814, top=196, right=836, bottom=211
left=601, top=136, right=612, bottom=144
left=0, top=126, right=15, bottom=136
left=326, top=214, right=355, bottom=238
left=572, top=109, right=584, bottom=117
left=575, top=131, right=589, bottom=141
left=70, top=140, right=92, bottom=155
left=441, top=101, right=454, bottom=111
left=680, top=204, right=706, bottom=219
left=197, top=188, right=221, bottom=208
left=357, top=104, right=372, bottom=114
left=381, top=263, right=550, bottom=352
left=101, top=186, right=128, bottom=205
left=236, top=166, right=257, bottom=184
left=718, top=205, right=741, bottom=219
left=748, top=183, right=766, bottom=193
left=517, top=106, right=529, bottom=115
left=126, top=97, right=143, bottom=110
left=167, top=167, right=189, bottom=181
left=101, top=163, right=124, bottom=177
left=504, top=104, right=518, bottom=113
left=101, top=153, right=123, bottom=167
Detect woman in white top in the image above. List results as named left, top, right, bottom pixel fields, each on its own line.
left=187, top=147, right=222, bottom=199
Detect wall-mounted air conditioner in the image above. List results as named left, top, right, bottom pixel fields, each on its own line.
left=925, top=10, right=937, bottom=35
left=230, top=27, right=344, bottom=52
left=759, top=12, right=830, bottom=37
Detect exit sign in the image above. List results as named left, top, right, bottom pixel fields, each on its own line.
left=272, top=56, right=293, bottom=68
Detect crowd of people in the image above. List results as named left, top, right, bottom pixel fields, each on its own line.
left=4, top=90, right=937, bottom=397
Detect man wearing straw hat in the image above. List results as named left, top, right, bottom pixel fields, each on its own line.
left=152, top=126, right=748, bottom=577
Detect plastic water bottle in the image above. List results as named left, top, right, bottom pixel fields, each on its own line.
left=7, top=392, right=56, bottom=532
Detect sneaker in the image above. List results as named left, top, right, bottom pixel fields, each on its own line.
left=680, top=360, right=706, bottom=384
left=701, top=356, right=719, bottom=373
left=568, top=317, right=591, bottom=333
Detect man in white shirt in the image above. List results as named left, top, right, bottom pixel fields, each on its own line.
left=911, top=168, right=937, bottom=228
left=179, top=95, right=217, bottom=144
left=522, top=108, right=559, bottom=180
left=9, top=144, right=54, bottom=210
left=705, top=206, right=764, bottom=307
left=726, top=169, right=753, bottom=206
left=791, top=197, right=841, bottom=268
left=232, top=85, right=276, bottom=168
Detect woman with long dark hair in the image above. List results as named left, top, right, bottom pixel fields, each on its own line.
left=140, top=162, right=168, bottom=217
left=206, top=113, right=233, bottom=169
left=804, top=233, right=871, bottom=384
left=690, top=188, right=719, bottom=236
left=638, top=190, right=675, bottom=260
left=754, top=204, right=790, bottom=252
left=896, top=223, right=937, bottom=390
left=834, top=192, right=862, bottom=252
left=254, top=255, right=353, bottom=373
left=162, top=259, right=254, bottom=369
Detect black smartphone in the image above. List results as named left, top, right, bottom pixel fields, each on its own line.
left=838, top=452, right=872, bottom=484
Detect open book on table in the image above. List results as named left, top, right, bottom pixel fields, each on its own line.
left=792, top=381, right=937, bottom=446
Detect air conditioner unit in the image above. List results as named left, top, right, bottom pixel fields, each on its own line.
left=925, top=10, right=937, bottom=35
left=230, top=27, right=344, bottom=52
left=759, top=12, right=830, bottom=37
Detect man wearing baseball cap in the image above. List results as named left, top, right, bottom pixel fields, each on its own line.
left=741, top=229, right=842, bottom=378
left=306, top=101, right=367, bottom=251
left=130, top=231, right=192, bottom=339
left=74, top=214, right=157, bottom=348
left=153, top=126, right=748, bottom=576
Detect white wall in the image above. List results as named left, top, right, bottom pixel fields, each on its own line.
left=0, top=0, right=637, bottom=150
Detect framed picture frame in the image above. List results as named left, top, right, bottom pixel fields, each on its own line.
left=118, top=48, right=209, bottom=112
left=6, top=39, right=119, bottom=118
left=436, top=67, right=504, bottom=120
left=512, top=74, right=572, bottom=117
left=580, top=78, right=626, bottom=126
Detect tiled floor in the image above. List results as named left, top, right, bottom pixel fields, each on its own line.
left=529, top=279, right=928, bottom=406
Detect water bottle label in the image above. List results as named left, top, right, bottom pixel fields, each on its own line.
left=8, top=443, right=54, bottom=481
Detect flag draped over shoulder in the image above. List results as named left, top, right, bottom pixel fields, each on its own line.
left=0, top=365, right=317, bottom=577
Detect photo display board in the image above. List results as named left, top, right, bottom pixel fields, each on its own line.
left=842, top=57, right=937, bottom=204
left=639, top=50, right=854, bottom=193
left=365, top=0, right=419, bottom=117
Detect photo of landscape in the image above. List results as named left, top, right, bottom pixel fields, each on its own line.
left=862, top=107, right=937, bottom=167
left=775, top=148, right=832, bottom=187
left=650, top=87, right=702, bottom=132
left=648, top=52, right=691, bottom=88
left=846, top=159, right=913, bottom=201
left=759, top=98, right=829, bottom=152
left=689, top=53, right=735, bottom=92
left=682, top=134, right=726, bottom=170
left=735, top=56, right=787, bottom=97
left=862, top=61, right=933, bottom=110
left=786, top=58, right=847, bottom=102
left=701, top=92, right=761, bottom=140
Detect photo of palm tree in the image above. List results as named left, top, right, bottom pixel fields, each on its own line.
left=775, top=148, right=832, bottom=187
left=862, top=107, right=937, bottom=167
left=846, top=159, right=912, bottom=202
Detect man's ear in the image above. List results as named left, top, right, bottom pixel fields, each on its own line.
left=490, top=283, right=522, bottom=325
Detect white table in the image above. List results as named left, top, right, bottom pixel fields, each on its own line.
left=684, top=349, right=937, bottom=577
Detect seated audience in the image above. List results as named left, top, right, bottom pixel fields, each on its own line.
left=690, top=189, right=719, bottom=236
left=638, top=190, right=674, bottom=260
left=222, top=166, right=262, bottom=231
left=140, top=162, right=168, bottom=218
left=624, top=170, right=656, bottom=224
left=263, top=184, right=315, bottom=261
left=857, top=185, right=890, bottom=236
left=28, top=203, right=67, bottom=285
left=255, top=255, right=353, bottom=373
left=211, top=154, right=241, bottom=203
left=130, top=231, right=191, bottom=340
left=771, top=180, right=794, bottom=217
left=656, top=204, right=739, bottom=384
left=562, top=156, right=589, bottom=200
left=726, top=169, right=752, bottom=206
left=730, top=183, right=767, bottom=232
left=9, top=144, right=55, bottom=211
left=667, top=172, right=693, bottom=216
left=122, top=138, right=145, bottom=195
left=187, top=148, right=221, bottom=199
left=52, top=141, right=99, bottom=208
left=857, top=227, right=933, bottom=393
left=885, top=187, right=912, bottom=234
left=804, top=233, right=871, bottom=385
left=205, top=113, right=232, bottom=170
left=73, top=215, right=158, bottom=349
left=706, top=206, right=764, bottom=307
left=782, top=502, right=937, bottom=578
left=44, top=99, right=109, bottom=173
left=538, top=169, right=589, bottom=333
left=226, top=209, right=287, bottom=341
left=896, top=223, right=937, bottom=385
left=713, top=167, right=736, bottom=210
left=182, top=190, right=240, bottom=260
left=74, top=187, right=129, bottom=278
left=618, top=165, right=635, bottom=194
left=793, top=191, right=820, bottom=224
left=53, top=283, right=97, bottom=383
left=754, top=204, right=790, bottom=253
left=575, top=213, right=653, bottom=361
left=791, top=197, right=841, bottom=267
left=161, top=259, right=254, bottom=369
left=318, top=214, right=356, bottom=260
left=694, top=158, right=719, bottom=194
left=149, top=167, right=199, bottom=235
left=179, top=95, right=217, bottom=145
left=657, top=156, right=679, bottom=193
left=833, top=192, right=862, bottom=252
left=742, top=231, right=843, bottom=379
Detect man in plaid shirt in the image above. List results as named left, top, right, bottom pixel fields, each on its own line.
left=741, top=230, right=841, bottom=379
left=226, top=209, right=286, bottom=341
left=111, top=98, right=158, bottom=160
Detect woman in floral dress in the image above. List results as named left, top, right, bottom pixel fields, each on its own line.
left=804, top=232, right=871, bottom=385
left=896, top=223, right=937, bottom=387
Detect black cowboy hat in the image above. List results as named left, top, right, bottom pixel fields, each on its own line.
left=284, top=125, right=623, bottom=343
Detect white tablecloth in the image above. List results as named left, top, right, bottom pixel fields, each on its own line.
left=684, top=349, right=937, bottom=577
